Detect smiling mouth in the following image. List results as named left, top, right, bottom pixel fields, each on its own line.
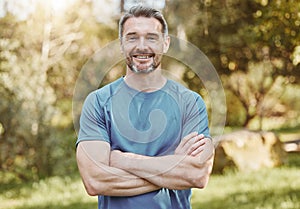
left=132, top=54, right=154, bottom=60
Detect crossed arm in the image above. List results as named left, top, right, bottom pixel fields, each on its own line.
left=76, top=132, right=214, bottom=197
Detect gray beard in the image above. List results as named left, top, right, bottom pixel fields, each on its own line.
left=129, top=62, right=160, bottom=74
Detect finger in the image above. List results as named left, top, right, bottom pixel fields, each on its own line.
left=190, top=146, right=204, bottom=157
left=193, top=134, right=205, bottom=143
left=188, top=140, right=206, bottom=156
left=180, top=132, right=198, bottom=148
left=183, top=134, right=205, bottom=151
left=197, top=139, right=215, bottom=162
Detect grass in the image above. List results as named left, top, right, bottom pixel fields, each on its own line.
left=191, top=152, right=300, bottom=209
left=1, top=153, right=299, bottom=209
left=191, top=166, right=300, bottom=209
left=0, top=176, right=98, bottom=209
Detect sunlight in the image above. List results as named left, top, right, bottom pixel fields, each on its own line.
left=36, top=0, right=76, bottom=15
left=50, top=0, right=75, bottom=14
left=1, top=0, right=35, bottom=20
left=92, top=0, right=120, bottom=24
left=124, top=0, right=165, bottom=11
left=0, top=0, right=5, bottom=18
left=0, top=0, right=77, bottom=20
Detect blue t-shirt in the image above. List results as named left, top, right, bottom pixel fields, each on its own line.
left=77, top=77, right=210, bottom=209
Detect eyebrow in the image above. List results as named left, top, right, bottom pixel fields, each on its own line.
left=124, top=32, right=160, bottom=37
left=125, top=32, right=137, bottom=36
left=147, top=33, right=160, bottom=37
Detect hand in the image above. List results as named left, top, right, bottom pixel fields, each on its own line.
left=195, top=137, right=215, bottom=163
left=174, top=132, right=206, bottom=157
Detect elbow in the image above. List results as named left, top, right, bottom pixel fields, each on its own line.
left=190, top=166, right=212, bottom=189
left=86, top=189, right=98, bottom=196
left=85, top=186, right=98, bottom=196
left=193, top=174, right=210, bottom=189
left=84, top=178, right=107, bottom=196
left=194, top=153, right=214, bottom=189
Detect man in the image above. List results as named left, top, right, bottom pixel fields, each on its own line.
left=76, top=5, right=214, bottom=209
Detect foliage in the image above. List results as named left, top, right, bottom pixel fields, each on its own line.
left=185, top=0, right=300, bottom=78
left=0, top=13, right=58, bottom=180
left=0, top=0, right=117, bottom=181
left=223, top=62, right=288, bottom=129
left=179, top=0, right=300, bottom=129
left=1, top=0, right=300, bottom=182
left=223, top=63, right=300, bottom=129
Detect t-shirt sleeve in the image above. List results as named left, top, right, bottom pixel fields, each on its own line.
left=76, top=91, right=110, bottom=146
left=182, top=92, right=210, bottom=139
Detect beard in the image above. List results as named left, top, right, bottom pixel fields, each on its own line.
left=128, top=62, right=159, bottom=74
left=126, top=55, right=161, bottom=74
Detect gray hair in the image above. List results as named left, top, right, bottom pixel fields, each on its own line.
left=119, top=5, right=168, bottom=40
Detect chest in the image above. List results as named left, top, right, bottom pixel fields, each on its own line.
left=107, top=92, right=184, bottom=156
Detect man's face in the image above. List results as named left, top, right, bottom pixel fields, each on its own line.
left=121, top=17, right=169, bottom=74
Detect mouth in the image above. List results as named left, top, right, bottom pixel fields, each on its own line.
left=132, top=54, right=154, bottom=60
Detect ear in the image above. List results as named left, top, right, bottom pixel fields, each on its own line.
left=163, top=35, right=170, bottom=54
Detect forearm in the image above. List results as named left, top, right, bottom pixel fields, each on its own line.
left=84, top=164, right=160, bottom=196
left=111, top=152, right=214, bottom=190
left=110, top=136, right=215, bottom=190
left=77, top=142, right=160, bottom=197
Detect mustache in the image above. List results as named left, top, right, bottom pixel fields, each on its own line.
left=129, top=50, right=154, bottom=56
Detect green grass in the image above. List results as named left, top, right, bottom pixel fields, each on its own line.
left=191, top=166, right=300, bottom=209
left=192, top=152, right=300, bottom=209
left=1, top=153, right=299, bottom=209
left=0, top=176, right=98, bottom=209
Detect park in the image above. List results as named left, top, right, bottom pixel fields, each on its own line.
left=1, top=0, right=299, bottom=208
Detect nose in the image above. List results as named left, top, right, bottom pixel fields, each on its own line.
left=136, top=37, right=147, bottom=50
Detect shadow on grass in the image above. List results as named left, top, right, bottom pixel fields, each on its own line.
left=285, top=152, right=300, bottom=167
left=0, top=175, right=81, bottom=197
left=0, top=181, right=33, bottom=197
left=192, top=188, right=300, bottom=209
left=14, top=202, right=97, bottom=209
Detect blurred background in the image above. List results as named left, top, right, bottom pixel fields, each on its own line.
left=0, top=0, right=299, bottom=208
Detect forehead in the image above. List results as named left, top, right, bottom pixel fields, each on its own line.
left=123, top=17, right=163, bottom=35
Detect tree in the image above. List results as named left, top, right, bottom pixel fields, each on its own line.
left=179, top=0, right=300, bottom=129
left=185, top=0, right=300, bottom=79
left=0, top=0, right=118, bottom=181
left=224, top=61, right=287, bottom=129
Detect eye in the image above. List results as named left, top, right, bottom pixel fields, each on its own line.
left=146, top=35, right=158, bottom=42
left=126, top=35, right=138, bottom=42
left=129, top=37, right=137, bottom=40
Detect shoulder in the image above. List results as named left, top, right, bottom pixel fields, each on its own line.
left=85, top=77, right=124, bottom=105
left=166, top=79, right=203, bottom=101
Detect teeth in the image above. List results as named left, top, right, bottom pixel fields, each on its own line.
left=136, top=55, right=151, bottom=59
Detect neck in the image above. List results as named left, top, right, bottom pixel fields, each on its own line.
left=124, top=67, right=166, bottom=92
